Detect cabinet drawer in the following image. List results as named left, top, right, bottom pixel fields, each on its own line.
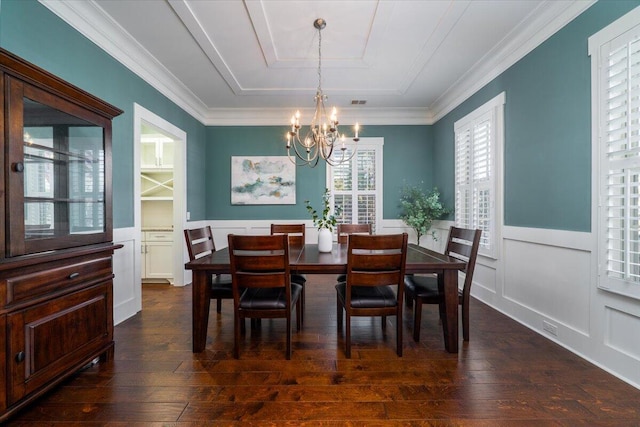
left=4, top=257, right=113, bottom=305
left=145, top=231, right=173, bottom=242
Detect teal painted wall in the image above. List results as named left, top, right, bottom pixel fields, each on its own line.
left=433, top=0, right=640, bottom=232
left=0, top=0, right=209, bottom=225
left=7, top=0, right=631, bottom=231
left=206, top=125, right=433, bottom=220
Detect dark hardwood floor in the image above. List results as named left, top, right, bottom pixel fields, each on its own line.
left=6, top=275, right=640, bottom=426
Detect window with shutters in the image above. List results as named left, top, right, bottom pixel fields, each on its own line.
left=589, top=8, right=640, bottom=299
left=328, top=138, right=383, bottom=233
left=454, top=92, right=505, bottom=259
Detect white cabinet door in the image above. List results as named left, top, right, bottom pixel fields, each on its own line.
left=144, top=242, right=173, bottom=279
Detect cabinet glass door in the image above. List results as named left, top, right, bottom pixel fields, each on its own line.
left=23, top=99, right=105, bottom=239
left=7, top=78, right=112, bottom=256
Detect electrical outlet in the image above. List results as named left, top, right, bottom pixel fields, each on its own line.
left=543, top=320, right=558, bottom=336
left=186, top=211, right=190, bottom=221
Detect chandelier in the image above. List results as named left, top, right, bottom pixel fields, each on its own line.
left=286, top=18, right=359, bottom=167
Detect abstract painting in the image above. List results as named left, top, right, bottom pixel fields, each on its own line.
left=231, top=156, right=296, bottom=205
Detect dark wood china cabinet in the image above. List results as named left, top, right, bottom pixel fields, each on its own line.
left=0, top=48, right=123, bottom=422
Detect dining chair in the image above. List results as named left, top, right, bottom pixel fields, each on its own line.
left=336, top=233, right=408, bottom=358
left=227, top=234, right=302, bottom=359
left=335, top=223, right=372, bottom=283
left=336, top=223, right=373, bottom=244
left=270, top=223, right=307, bottom=322
left=404, top=226, right=482, bottom=342
left=184, top=226, right=232, bottom=313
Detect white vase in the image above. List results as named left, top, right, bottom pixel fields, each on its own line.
left=317, top=228, right=333, bottom=252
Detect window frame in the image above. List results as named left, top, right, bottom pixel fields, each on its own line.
left=326, top=137, right=384, bottom=233
left=589, top=6, right=640, bottom=300
left=454, top=92, right=505, bottom=259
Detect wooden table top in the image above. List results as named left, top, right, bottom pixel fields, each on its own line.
left=185, top=243, right=465, bottom=275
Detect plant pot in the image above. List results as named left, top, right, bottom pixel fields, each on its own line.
left=317, top=228, right=333, bottom=252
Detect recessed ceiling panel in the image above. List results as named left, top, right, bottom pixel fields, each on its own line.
left=80, top=0, right=592, bottom=121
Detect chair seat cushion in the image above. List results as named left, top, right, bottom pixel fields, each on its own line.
left=335, top=283, right=397, bottom=308
left=291, top=273, right=307, bottom=284
left=212, top=274, right=232, bottom=288
left=239, top=283, right=302, bottom=310
left=404, top=274, right=462, bottom=300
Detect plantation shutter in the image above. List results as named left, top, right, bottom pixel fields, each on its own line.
left=473, top=118, right=493, bottom=250
left=455, top=128, right=472, bottom=230
left=330, top=139, right=383, bottom=234
left=455, top=105, right=498, bottom=257
left=598, top=28, right=640, bottom=289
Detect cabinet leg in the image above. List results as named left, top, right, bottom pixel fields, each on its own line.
left=99, top=342, right=115, bottom=363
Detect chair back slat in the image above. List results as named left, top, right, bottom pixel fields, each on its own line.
left=346, top=234, right=408, bottom=289
left=444, top=226, right=482, bottom=294
left=184, top=226, right=216, bottom=260
left=228, top=234, right=291, bottom=291
left=337, top=223, right=372, bottom=244
left=271, top=223, right=305, bottom=246
left=450, top=227, right=479, bottom=243
left=235, top=272, right=287, bottom=289
left=233, top=251, right=287, bottom=272
left=350, top=251, right=405, bottom=272
left=350, top=270, right=403, bottom=287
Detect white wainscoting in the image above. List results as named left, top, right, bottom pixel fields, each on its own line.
left=113, top=227, right=141, bottom=325
left=206, top=218, right=449, bottom=252
left=471, top=225, right=640, bottom=389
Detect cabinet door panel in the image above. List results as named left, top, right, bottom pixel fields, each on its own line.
left=145, top=242, right=173, bottom=279
left=7, top=283, right=113, bottom=403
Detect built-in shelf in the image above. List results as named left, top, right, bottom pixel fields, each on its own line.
left=141, top=196, right=172, bottom=201
left=141, top=171, right=173, bottom=199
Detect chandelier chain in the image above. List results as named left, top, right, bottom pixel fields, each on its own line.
left=317, top=27, right=322, bottom=93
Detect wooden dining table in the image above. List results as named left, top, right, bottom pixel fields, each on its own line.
left=185, top=242, right=466, bottom=353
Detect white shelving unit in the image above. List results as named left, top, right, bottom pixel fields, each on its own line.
left=140, top=137, right=174, bottom=282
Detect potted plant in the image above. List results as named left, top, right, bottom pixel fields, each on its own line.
left=399, top=184, right=449, bottom=245
left=305, top=188, right=341, bottom=252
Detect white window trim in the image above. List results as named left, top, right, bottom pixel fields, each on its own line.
left=454, top=92, right=505, bottom=259
left=326, top=137, right=384, bottom=232
left=589, top=6, right=640, bottom=300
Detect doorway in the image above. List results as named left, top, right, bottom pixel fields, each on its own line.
left=134, top=103, right=187, bottom=288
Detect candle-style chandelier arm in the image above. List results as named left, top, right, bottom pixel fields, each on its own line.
left=285, top=18, right=360, bottom=168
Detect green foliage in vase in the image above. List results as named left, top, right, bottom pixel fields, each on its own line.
left=305, top=188, right=342, bottom=231
left=399, top=184, right=449, bottom=244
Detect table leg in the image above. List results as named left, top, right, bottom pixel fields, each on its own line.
left=192, top=271, right=211, bottom=352
left=440, top=269, right=459, bottom=353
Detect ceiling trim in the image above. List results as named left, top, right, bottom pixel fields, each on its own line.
left=428, top=0, right=597, bottom=122
left=202, top=107, right=433, bottom=126
left=397, top=0, right=471, bottom=95
left=167, top=0, right=242, bottom=95
left=38, top=0, right=209, bottom=124
left=38, top=0, right=596, bottom=127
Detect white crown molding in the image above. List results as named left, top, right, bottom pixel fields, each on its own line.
left=429, top=0, right=596, bottom=122
left=38, top=0, right=209, bottom=124
left=202, top=107, right=433, bottom=126
left=39, top=0, right=595, bottom=127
